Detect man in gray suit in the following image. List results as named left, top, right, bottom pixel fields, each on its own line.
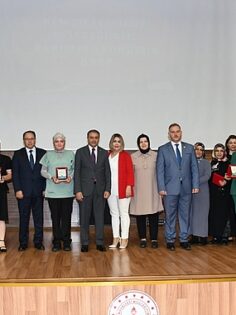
left=74, top=130, right=111, bottom=252
left=157, top=123, right=199, bottom=251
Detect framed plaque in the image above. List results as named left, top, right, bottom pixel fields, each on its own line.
left=230, top=164, right=236, bottom=178
left=56, top=167, right=68, bottom=181
left=212, top=172, right=225, bottom=186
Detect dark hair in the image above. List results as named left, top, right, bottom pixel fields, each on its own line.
left=168, top=123, right=181, bottom=131
left=23, top=130, right=36, bottom=139
left=225, top=134, right=236, bottom=156
left=87, top=129, right=100, bottom=138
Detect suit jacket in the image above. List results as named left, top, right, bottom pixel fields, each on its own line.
left=12, top=147, right=46, bottom=197
left=74, top=145, right=111, bottom=196
left=156, top=141, right=199, bottom=195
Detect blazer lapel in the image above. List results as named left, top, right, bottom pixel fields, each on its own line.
left=35, top=147, right=40, bottom=165
left=181, top=142, right=187, bottom=164
left=96, top=147, right=102, bottom=166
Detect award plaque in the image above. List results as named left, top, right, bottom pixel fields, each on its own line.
left=212, top=172, right=225, bottom=186
left=230, top=164, right=236, bottom=178
left=56, top=167, right=68, bottom=181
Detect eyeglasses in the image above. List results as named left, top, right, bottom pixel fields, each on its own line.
left=24, top=138, right=35, bottom=141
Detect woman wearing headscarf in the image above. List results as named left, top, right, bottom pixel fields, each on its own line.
left=208, top=143, right=231, bottom=244
left=40, top=132, right=74, bottom=251
left=190, top=142, right=211, bottom=245
left=130, top=134, right=163, bottom=248
left=0, top=141, right=12, bottom=252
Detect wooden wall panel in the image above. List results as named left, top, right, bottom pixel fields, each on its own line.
left=0, top=280, right=236, bottom=315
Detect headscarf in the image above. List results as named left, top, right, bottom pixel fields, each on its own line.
left=137, top=134, right=150, bottom=154
left=194, top=142, right=206, bottom=159
left=212, top=143, right=227, bottom=161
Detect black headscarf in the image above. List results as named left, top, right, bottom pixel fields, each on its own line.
left=137, top=134, right=150, bottom=154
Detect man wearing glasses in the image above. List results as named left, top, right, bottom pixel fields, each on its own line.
left=12, top=131, right=46, bottom=251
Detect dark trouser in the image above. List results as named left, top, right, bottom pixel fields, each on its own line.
left=48, top=197, right=74, bottom=246
left=136, top=213, right=159, bottom=241
left=18, top=196, right=44, bottom=246
left=78, top=187, right=105, bottom=246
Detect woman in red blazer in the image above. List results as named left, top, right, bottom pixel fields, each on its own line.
left=108, top=134, right=134, bottom=249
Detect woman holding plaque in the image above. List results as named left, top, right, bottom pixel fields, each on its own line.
left=130, top=134, right=163, bottom=248
left=189, top=142, right=211, bottom=245
left=0, top=142, right=12, bottom=252
left=208, top=144, right=231, bottom=244
left=108, top=133, right=134, bottom=249
left=40, top=132, right=74, bottom=251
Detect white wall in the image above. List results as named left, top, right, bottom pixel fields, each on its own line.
left=1, top=0, right=235, bottom=150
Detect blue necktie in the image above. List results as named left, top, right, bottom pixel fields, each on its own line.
left=175, top=144, right=182, bottom=167
left=29, top=150, right=34, bottom=169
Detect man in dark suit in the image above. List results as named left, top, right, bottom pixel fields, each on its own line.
left=12, top=131, right=46, bottom=251
left=74, top=129, right=111, bottom=252
left=157, top=123, right=199, bottom=251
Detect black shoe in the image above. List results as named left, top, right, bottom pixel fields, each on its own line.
left=199, top=237, right=207, bottom=246
left=167, top=243, right=175, bottom=251
left=221, top=238, right=228, bottom=245
left=140, top=239, right=147, bottom=248
left=18, top=245, right=27, bottom=251
left=63, top=244, right=72, bottom=251
left=52, top=245, right=61, bottom=252
left=35, top=243, right=45, bottom=250
left=81, top=245, right=89, bottom=252
left=190, top=236, right=199, bottom=245
left=96, top=245, right=106, bottom=252
left=180, top=242, right=191, bottom=250
left=209, top=238, right=218, bottom=244
left=151, top=240, right=158, bottom=248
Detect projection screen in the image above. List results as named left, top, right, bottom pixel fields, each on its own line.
left=0, top=0, right=235, bottom=150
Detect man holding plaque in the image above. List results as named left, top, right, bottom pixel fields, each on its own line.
left=74, top=129, right=111, bottom=252
left=12, top=130, right=46, bottom=251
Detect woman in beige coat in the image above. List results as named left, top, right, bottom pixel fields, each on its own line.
left=130, top=134, right=163, bottom=248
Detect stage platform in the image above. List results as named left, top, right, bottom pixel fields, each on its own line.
left=0, top=226, right=236, bottom=314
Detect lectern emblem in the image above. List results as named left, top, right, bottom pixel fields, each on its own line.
left=108, top=290, right=159, bottom=315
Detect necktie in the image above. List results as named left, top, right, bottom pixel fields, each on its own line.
left=29, top=149, right=34, bottom=169
left=175, top=144, right=182, bottom=167
left=91, top=148, right=96, bottom=164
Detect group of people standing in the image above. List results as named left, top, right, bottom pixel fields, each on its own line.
left=0, top=125, right=236, bottom=253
